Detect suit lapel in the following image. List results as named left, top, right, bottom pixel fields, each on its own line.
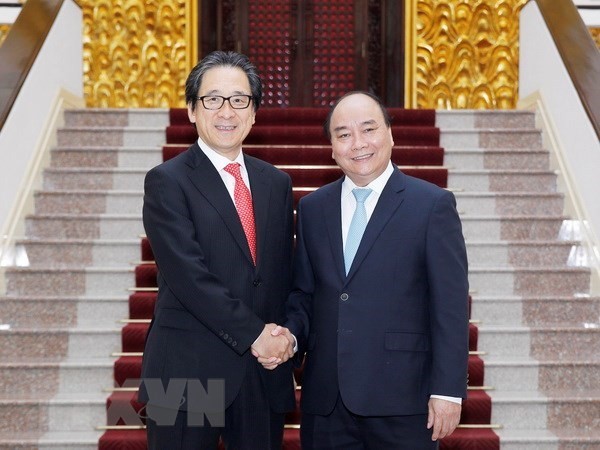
left=185, top=144, right=255, bottom=266
left=345, top=168, right=406, bottom=280
left=323, top=179, right=347, bottom=282
left=245, top=155, right=270, bottom=270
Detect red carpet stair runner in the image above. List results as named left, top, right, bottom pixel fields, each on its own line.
left=98, top=107, right=499, bottom=449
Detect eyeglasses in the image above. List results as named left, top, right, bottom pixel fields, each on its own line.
left=197, top=95, right=253, bottom=110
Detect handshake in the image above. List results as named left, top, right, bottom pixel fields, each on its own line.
left=250, top=323, right=295, bottom=370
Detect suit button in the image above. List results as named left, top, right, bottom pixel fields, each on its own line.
left=340, top=293, right=349, bottom=301
left=232, top=341, right=237, bottom=347
left=227, top=337, right=233, bottom=344
left=223, top=333, right=229, bottom=340
left=218, top=330, right=224, bottom=336
left=253, top=279, right=262, bottom=287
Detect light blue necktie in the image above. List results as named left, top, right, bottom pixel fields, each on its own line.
left=344, top=188, right=372, bottom=274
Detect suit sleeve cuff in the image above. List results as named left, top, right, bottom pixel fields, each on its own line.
left=430, top=394, right=462, bottom=404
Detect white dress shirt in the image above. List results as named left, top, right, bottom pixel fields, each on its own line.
left=196, top=137, right=252, bottom=201
left=341, top=162, right=394, bottom=250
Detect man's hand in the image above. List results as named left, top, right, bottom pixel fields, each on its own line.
left=251, top=324, right=294, bottom=370
left=258, top=325, right=296, bottom=369
left=427, top=398, right=461, bottom=440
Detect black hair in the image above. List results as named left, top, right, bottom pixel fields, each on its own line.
left=185, top=51, right=263, bottom=111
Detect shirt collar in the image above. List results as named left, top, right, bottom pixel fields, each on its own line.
left=341, top=161, right=394, bottom=198
left=196, top=137, right=246, bottom=172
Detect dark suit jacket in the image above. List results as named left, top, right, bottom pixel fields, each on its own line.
left=286, top=167, right=469, bottom=417
left=138, top=142, right=295, bottom=413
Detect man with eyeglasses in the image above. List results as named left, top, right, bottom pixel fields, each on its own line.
left=139, top=50, right=296, bottom=450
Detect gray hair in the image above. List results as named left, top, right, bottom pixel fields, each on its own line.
left=185, top=51, right=263, bottom=111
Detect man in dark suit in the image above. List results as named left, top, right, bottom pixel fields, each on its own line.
left=139, top=51, right=295, bottom=450
left=280, top=91, right=469, bottom=449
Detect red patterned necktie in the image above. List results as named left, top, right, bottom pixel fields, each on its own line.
left=224, top=163, right=257, bottom=265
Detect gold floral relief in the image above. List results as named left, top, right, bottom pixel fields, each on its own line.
left=81, top=0, right=193, bottom=108
left=590, top=27, right=600, bottom=49
left=413, top=0, right=528, bottom=109
left=0, top=24, right=11, bottom=47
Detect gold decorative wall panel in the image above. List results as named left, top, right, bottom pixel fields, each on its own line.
left=0, top=24, right=11, bottom=46
left=408, top=0, right=528, bottom=109
left=80, top=0, right=593, bottom=109
left=81, top=0, right=196, bottom=108
left=590, top=27, right=600, bottom=49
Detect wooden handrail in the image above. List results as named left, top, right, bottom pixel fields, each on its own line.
left=533, top=0, right=600, bottom=139
left=0, top=0, right=64, bottom=130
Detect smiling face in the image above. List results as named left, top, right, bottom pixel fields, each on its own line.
left=187, top=66, right=256, bottom=160
left=328, top=93, right=394, bottom=186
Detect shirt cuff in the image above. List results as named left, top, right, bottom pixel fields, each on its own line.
left=430, top=395, right=462, bottom=405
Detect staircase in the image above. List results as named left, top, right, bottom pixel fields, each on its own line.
left=439, top=110, right=600, bottom=450
left=0, top=109, right=166, bottom=449
left=0, top=107, right=598, bottom=449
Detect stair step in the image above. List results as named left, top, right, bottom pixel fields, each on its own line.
left=468, top=266, right=590, bottom=296
left=471, top=295, right=600, bottom=326
left=240, top=144, right=445, bottom=166
left=166, top=124, right=440, bottom=146
left=445, top=148, right=550, bottom=171
left=483, top=357, right=600, bottom=391
left=56, top=127, right=166, bottom=147
left=43, top=169, right=147, bottom=191
left=4, top=267, right=134, bottom=296
left=0, top=328, right=121, bottom=359
left=0, top=358, right=114, bottom=395
left=441, top=129, right=543, bottom=149
left=96, top=428, right=304, bottom=450
left=25, top=214, right=144, bottom=239
left=460, top=215, right=567, bottom=241
left=252, top=107, right=436, bottom=127
left=33, top=190, right=567, bottom=216
left=44, top=167, right=559, bottom=193
left=51, top=146, right=162, bottom=169
left=0, top=394, right=107, bottom=433
left=24, top=213, right=567, bottom=242
left=490, top=390, right=600, bottom=430
left=478, top=326, right=600, bottom=358
left=17, top=239, right=140, bottom=267
left=42, top=166, right=448, bottom=191
left=545, top=428, right=600, bottom=449
left=436, top=110, right=537, bottom=129
left=498, top=428, right=600, bottom=450
left=465, top=241, right=576, bottom=267
left=44, top=166, right=556, bottom=200
left=102, top=385, right=491, bottom=428
left=163, top=144, right=444, bottom=166
left=449, top=170, right=556, bottom=192
left=530, top=327, right=600, bottom=359
left=0, top=296, right=129, bottom=328
left=34, top=191, right=144, bottom=215
left=0, top=430, right=102, bottom=450
left=455, top=192, right=564, bottom=216
left=63, top=108, right=169, bottom=128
